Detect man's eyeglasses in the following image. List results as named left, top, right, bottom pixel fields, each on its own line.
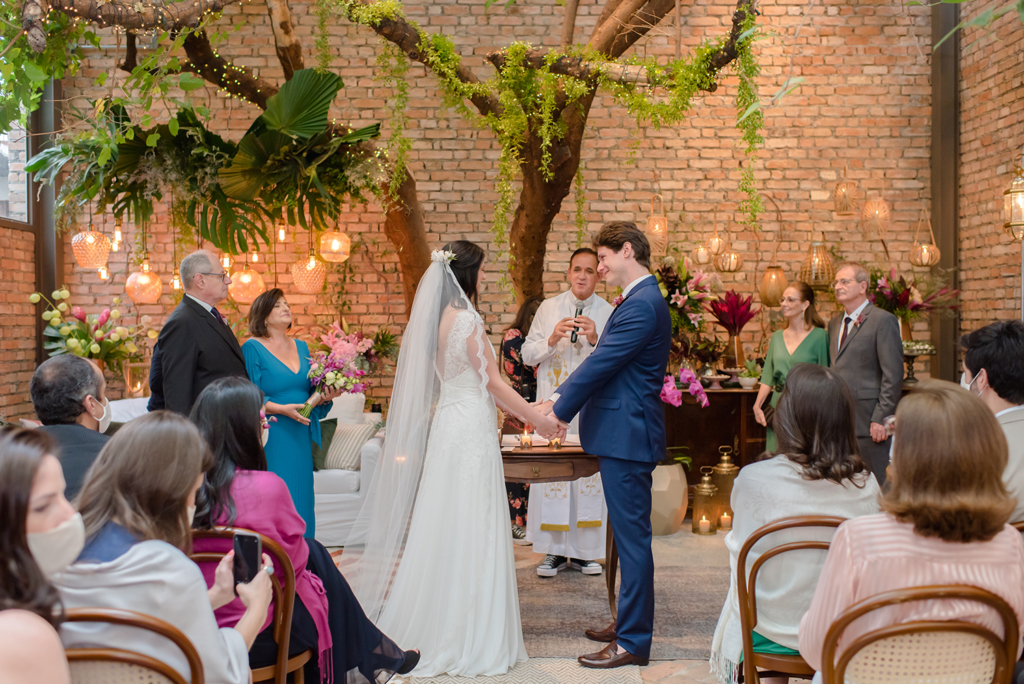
left=832, top=278, right=856, bottom=288
left=198, top=271, right=230, bottom=282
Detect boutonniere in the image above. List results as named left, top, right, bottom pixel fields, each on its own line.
left=612, top=295, right=624, bottom=308
left=854, top=314, right=866, bottom=328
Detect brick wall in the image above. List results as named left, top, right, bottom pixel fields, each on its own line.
left=0, top=226, right=37, bottom=421
left=55, top=0, right=934, bottom=402
left=959, top=2, right=1024, bottom=334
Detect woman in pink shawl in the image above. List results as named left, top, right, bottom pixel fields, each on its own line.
left=190, top=377, right=420, bottom=683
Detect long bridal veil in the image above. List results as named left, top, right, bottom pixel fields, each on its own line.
left=342, top=253, right=485, bottom=621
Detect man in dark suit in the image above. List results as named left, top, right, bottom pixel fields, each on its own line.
left=158, top=250, right=248, bottom=415
left=828, top=262, right=904, bottom=485
left=540, top=222, right=671, bottom=668
left=30, top=355, right=110, bottom=499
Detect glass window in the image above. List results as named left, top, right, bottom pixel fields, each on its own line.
left=0, top=124, right=29, bottom=223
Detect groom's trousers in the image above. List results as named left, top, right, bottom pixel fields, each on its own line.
left=598, top=455, right=656, bottom=659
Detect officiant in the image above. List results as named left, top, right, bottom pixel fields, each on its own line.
left=522, top=248, right=614, bottom=578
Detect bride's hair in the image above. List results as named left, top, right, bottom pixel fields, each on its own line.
left=443, top=240, right=486, bottom=307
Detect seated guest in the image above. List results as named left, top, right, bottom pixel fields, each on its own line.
left=799, top=381, right=1024, bottom=674
left=0, top=429, right=75, bottom=684
left=190, top=377, right=419, bottom=683
left=959, top=320, right=1024, bottom=523
left=30, top=355, right=110, bottom=500
left=710, top=364, right=880, bottom=684
left=55, top=412, right=274, bottom=684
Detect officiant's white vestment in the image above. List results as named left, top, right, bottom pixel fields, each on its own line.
left=522, top=290, right=613, bottom=559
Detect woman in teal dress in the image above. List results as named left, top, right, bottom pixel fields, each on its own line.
left=242, top=288, right=340, bottom=537
left=753, top=281, right=830, bottom=452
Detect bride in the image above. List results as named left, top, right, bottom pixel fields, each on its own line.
left=343, top=240, right=563, bottom=677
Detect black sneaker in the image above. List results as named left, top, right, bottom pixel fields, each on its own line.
left=570, top=558, right=603, bottom=575
left=511, top=523, right=530, bottom=545
left=536, top=554, right=568, bottom=577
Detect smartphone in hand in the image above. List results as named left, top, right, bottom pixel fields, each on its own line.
left=232, top=531, right=262, bottom=586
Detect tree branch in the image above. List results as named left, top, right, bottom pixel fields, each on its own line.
left=182, top=30, right=278, bottom=109
left=607, top=0, right=677, bottom=58
left=588, top=0, right=650, bottom=55
left=561, top=0, right=580, bottom=46
left=264, top=0, right=304, bottom=80
left=352, top=0, right=502, bottom=118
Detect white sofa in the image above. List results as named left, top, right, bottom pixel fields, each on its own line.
left=312, top=403, right=383, bottom=548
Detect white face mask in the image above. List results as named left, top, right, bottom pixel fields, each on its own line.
left=187, top=505, right=197, bottom=525
left=27, top=512, right=85, bottom=577
left=961, top=371, right=982, bottom=397
left=89, top=396, right=112, bottom=434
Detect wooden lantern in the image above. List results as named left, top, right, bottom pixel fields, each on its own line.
left=645, top=195, right=669, bottom=257
left=861, top=197, right=891, bottom=239
left=799, top=234, right=835, bottom=292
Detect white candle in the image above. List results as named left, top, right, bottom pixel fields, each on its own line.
left=699, top=516, right=711, bottom=534
left=719, top=513, right=732, bottom=530
left=520, top=431, right=532, bottom=448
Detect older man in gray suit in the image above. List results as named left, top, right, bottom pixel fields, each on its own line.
left=828, top=262, right=904, bottom=485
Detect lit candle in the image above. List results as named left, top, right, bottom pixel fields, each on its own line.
left=550, top=437, right=561, bottom=450
left=719, top=513, right=732, bottom=530
left=699, top=516, right=711, bottom=534
left=520, top=430, right=532, bottom=449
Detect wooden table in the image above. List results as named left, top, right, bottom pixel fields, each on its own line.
left=664, top=387, right=767, bottom=471
left=502, top=444, right=619, bottom=619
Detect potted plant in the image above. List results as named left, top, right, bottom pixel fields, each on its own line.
left=738, top=359, right=761, bottom=389
left=652, top=446, right=693, bottom=536
left=706, top=290, right=760, bottom=369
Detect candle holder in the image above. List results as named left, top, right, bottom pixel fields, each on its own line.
left=520, top=432, right=533, bottom=449
left=692, top=466, right=718, bottom=535
left=719, top=512, right=733, bottom=530
left=550, top=437, right=561, bottom=450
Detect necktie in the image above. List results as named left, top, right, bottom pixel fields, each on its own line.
left=210, top=306, right=227, bottom=326
left=839, top=316, right=852, bottom=349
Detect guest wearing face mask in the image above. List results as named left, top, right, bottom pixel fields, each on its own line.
left=54, top=412, right=274, bottom=684
left=0, top=428, right=77, bottom=684
left=30, top=355, right=111, bottom=500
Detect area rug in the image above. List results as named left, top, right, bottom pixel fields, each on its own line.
left=517, top=564, right=729, bottom=660
left=404, top=657, right=643, bottom=684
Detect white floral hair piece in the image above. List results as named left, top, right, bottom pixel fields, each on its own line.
left=431, top=249, right=456, bottom=264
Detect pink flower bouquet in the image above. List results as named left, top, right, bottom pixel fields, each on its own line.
left=660, top=368, right=709, bottom=409
left=298, top=324, right=398, bottom=418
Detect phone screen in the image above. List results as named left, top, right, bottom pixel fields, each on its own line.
left=232, top=532, right=262, bottom=586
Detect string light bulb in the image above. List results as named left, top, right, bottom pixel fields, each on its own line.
left=171, top=269, right=182, bottom=291
left=278, top=226, right=287, bottom=242
left=251, top=250, right=259, bottom=262
left=98, top=265, right=109, bottom=280
left=221, top=254, right=232, bottom=269
left=113, top=218, right=123, bottom=243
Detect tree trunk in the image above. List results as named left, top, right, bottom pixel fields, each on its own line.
left=381, top=172, right=431, bottom=315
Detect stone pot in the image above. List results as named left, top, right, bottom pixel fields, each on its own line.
left=650, top=463, right=689, bottom=536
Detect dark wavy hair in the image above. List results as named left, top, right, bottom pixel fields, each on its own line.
left=882, top=381, right=1014, bottom=543
left=772, top=363, right=868, bottom=486
left=190, top=377, right=268, bottom=530
left=506, top=295, right=544, bottom=337
left=248, top=288, right=292, bottom=338
left=0, top=428, right=63, bottom=628
left=443, top=240, right=486, bottom=307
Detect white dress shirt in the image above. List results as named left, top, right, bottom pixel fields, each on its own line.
left=186, top=293, right=216, bottom=315
left=621, top=273, right=654, bottom=299
left=836, top=298, right=870, bottom=353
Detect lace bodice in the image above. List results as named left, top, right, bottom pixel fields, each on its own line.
left=437, top=307, right=489, bottom=388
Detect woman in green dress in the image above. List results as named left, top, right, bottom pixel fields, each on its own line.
left=754, top=281, right=830, bottom=452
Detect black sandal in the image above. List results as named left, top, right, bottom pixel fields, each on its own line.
left=397, top=649, right=421, bottom=675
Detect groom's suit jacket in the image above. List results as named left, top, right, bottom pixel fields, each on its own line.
left=553, top=276, right=672, bottom=462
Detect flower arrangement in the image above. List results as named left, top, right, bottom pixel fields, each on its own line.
left=30, top=288, right=157, bottom=376
left=661, top=367, right=710, bottom=409
left=655, top=256, right=719, bottom=338
left=706, top=290, right=760, bottom=337
left=902, top=340, right=936, bottom=356
left=298, top=324, right=399, bottom=417
left=869, top=268, right=959, bottom=324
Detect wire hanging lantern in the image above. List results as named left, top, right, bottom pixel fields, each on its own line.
left=834, top=165, right=857, bottom=215
left=861, top=197, right=891, bottom=240
left=714, top=221, right=743, bottom=273
left=799, top=232, right=836, bottom=293
left=645, top=194, right=669, bottom=257
left=909, top=209, right=941, bottom=268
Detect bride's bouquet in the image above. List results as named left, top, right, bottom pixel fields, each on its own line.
left=298, top=324, right=397, bottom=418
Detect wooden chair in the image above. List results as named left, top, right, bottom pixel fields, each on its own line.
left=190, top=528, right=313, bottom=684
left=1011, top=521, right=1024, bottom=532
left=736, top=515, right=847, bottom=684
left=63, top=607, right=204, bottom=684
left=820, top=585, right=1019, bottom=684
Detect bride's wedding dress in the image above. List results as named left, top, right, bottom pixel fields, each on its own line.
left=375, top=306, right=528, bottom=676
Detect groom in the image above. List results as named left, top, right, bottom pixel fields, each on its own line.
left=538, top=221, right=671, bottom=668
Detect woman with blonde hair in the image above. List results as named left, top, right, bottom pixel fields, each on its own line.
left=754, top=281, right=829, bottom=452
left=55, top=412, right=274, bottom=684
left=799, top=380, right=1024, bottom=674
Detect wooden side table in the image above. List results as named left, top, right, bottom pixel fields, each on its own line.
left=501, top=445, right=619, bottom=619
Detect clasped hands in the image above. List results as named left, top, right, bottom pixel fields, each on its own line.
left=532, top=400, right=569, bottom=441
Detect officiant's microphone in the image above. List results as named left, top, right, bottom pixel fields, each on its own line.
left=570, top=302, right=584, bottom=344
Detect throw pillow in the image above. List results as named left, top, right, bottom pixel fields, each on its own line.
left=312, top=419, right=339, bottom=471
left=323, top=420, right=379, bottom=470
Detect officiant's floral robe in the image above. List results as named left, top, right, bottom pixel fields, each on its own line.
left=500, top=328, right=537, bottom=526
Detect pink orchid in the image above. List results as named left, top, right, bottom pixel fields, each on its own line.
left=71, top=306, right=86, bottom=322
left=612, top=295, right=624, bottom=307
left=97, top=308, right=110, bottom=326
left=679, top=368, right=709, bottom=408
left=660, top=376, right=683, bottom=407
left=670, top=291, right=686, bottom=308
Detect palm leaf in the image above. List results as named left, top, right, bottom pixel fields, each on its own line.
left=260, top=69, right=344, bottom=140
left=218, top=131, right=294, bottom=201
left=336, top=123, right=381, bottom=144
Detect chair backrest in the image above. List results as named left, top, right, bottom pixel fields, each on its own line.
left=1011, top=521, right=1024, bottom=532
left=64, top=607, right=204, bottom=684
left=820, top=585, right=1019, bottom=684
left=736, top=515, right=847, bottom=684
left=189, top=527, right=296, bottom=684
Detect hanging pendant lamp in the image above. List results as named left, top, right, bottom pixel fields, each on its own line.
left=909, top=209, right=941, bottom=267
left=644, top=194, right=669, bottom=257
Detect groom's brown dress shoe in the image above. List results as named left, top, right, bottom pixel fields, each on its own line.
left=578, top=641, right=649, bottom=668
left=584, top=621, right=617, bottom=643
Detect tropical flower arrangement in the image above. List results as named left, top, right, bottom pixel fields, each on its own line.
left=706, top=290, right=760, bottom=337
left=29, top=288, right=157, bottom=376
left=655, top=256, right=723, bottom=370
left=299, top=324, right=399, bottom=418
left=869, top=268, right=959, bottom=325
left=661, top=367, right=710, bottom=409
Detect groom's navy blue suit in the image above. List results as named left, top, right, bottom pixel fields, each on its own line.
left=552, top=275, right=671, bottom=659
